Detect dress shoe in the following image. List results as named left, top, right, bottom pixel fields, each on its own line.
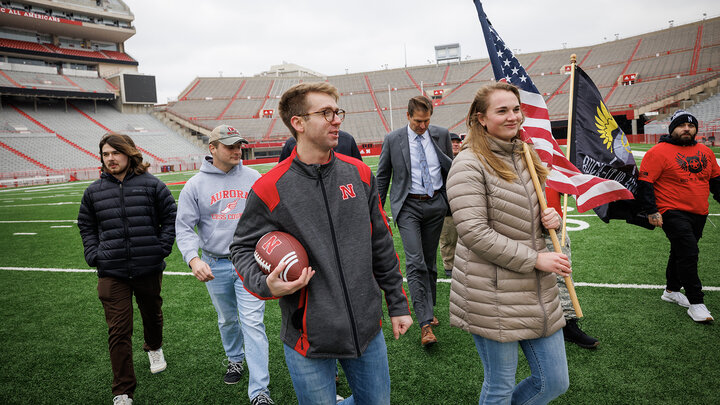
left=430, top=317, right=439, bottom=327
left=421, top=325, right=437, bottom=347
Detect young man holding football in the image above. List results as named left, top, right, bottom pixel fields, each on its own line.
left=230, top=82, right=413, bottom=404
left=175, top=125, right=273, bottom=405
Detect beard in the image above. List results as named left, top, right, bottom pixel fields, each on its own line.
left=670, top=130, right=696, bottom=146
left=675, top=134, right=696, bottom=145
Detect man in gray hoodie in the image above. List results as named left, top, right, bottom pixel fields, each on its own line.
left=175, top=125, right=273, bottom=405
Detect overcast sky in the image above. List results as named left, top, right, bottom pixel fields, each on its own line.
left=122, top=0, right=720, bottom=104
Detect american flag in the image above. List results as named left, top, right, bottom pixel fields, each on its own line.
left=473, top=0, right=633, bottom=212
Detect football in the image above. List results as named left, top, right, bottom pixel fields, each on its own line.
left=254, top=231, right=310, bottom=282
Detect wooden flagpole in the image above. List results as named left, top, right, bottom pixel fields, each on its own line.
left=522, top=142, right=583, bottom=317
left=561, top=54, right=578, bottom=247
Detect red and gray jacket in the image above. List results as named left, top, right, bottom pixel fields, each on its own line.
left=230, top=149, right=410, bottom=358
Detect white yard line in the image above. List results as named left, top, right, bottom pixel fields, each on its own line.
left=0, top=220, right=78, bottom=223
left=1, top=266, right=718, bottom=291
left=1, top=202, right=80, bottom=207
left=0, top=267, right=193, bottom=276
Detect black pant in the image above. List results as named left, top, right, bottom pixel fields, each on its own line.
left=396, top=193, right=447, bottom=327
left=97, top=272, right=164, bottom=398
left=662, top=210, right=707, bottom=304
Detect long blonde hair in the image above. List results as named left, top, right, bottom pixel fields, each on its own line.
left=465, top=82, right=548, bottom=184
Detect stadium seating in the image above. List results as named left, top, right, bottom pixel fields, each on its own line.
left=0, top=141, right=48, bottom=173
left=0, top=70, right=114, bottom=95
left=0, top=100, right=205, bottom=175
left=3, top=13, right=717, bottom=180
left=165, top=16, right=720, bottom=144
left=0, top=38, right=136, bottom=64
left=645, top=91, right=720, bottom=135
left=634, top=23, right=697, bottom=59
left=0, top=38, right=53, bottom=53
left=333, top=74, right=372, bottom=94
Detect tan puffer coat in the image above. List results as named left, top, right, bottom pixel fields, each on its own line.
left=447, top=136, right=565, bottom=342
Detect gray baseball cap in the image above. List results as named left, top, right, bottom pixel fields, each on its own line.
left=209, top=125, right=248, bottom=145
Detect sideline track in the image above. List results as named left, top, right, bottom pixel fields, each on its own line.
left=1, top=266, right=719, bottom=291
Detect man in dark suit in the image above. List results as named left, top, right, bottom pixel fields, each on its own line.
left=376, top=95, right=452, bottom=347
left=278, top=130, right=362, bottom=162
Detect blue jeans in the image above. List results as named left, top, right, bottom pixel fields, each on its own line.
left=203, top=255, right=270, bottom=400
left=472, top=329, right=569, bottom=405
left=284, top=330, right=391, bottom=405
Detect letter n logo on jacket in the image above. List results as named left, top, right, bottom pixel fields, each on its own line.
left=262, top=236, right=282, bottom=254
left=339, top=184, right=356, bottom=200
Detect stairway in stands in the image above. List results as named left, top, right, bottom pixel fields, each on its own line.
left=0, top=140, right=55, bottom=172
left=68, top=103, right=166, bottom=163
left=9, top=104, right=99, bottom=162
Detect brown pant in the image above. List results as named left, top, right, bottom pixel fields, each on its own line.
left=439, top=216, right=458, bottom=271
left=97, top=272, right=164, bottom=398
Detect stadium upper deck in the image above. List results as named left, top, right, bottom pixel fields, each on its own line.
left=166, top=16, right=720, bottom=144
left=0, top=0, right=139, bottom=96
left=0, top=1, right=207, bottom=184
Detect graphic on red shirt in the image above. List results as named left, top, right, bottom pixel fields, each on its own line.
left=675, top=152, right=707, bottom=174
left=639, top=143, right=720, bottom=215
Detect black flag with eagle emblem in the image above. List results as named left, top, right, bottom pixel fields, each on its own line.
left=569, top=66, right=652, bottom=228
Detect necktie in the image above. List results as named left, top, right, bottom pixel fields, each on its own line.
left=415, top=135, right=434, bottom=197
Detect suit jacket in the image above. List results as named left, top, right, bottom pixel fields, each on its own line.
left=278, top=130, right=362, bottom=162
left=376, top=124, right=453, bottom=219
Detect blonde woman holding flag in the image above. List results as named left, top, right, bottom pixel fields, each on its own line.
left=447, top=82, right=570, bottom=404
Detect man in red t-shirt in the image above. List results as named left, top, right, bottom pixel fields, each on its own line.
left=638, top=110, right=720, bottom=323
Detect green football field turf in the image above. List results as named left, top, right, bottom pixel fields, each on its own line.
left=1, top=150, right=718, bottom=404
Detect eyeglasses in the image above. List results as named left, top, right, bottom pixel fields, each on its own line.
left=299, top=108, right=346, bottom=122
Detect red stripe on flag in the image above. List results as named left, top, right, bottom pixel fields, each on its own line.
left=522, top=103, right=549, bottom=120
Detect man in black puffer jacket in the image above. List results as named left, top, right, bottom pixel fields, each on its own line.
left=78, top=133, right=176, bottom=405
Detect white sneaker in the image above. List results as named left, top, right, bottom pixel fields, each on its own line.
left=148, top=347, right=167, bottom=374
left=113, top=394, right=133, bottom=405
left=687, top=304, right=714, bottom=322
left=661, top=290, right=690, bottom=308
left=336, top=394, right=345, bottom=404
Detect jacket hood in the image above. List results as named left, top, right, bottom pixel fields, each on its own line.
left=200, top=155, right=244, bottom=176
